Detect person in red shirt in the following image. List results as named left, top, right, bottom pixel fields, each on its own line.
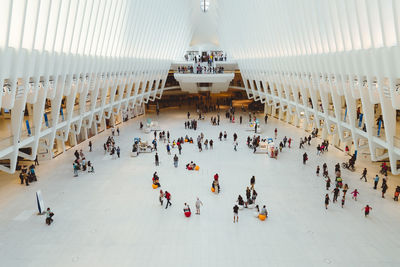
left=165, top=191, right=172, bottom=209
left=362, top=205, right=372, bottom=217
left=214, top=173, right=219, bottom=181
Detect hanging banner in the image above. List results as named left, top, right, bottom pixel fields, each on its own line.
left=60, top=108, right=64, bottom=121
left=354, top=150, right=357, bottom=160
left=26, top=120, right=31, bottom=136
left=358, top=113, right=363, bottom=128
left=44, top=113, right=49, bottom=127
left=344, top=108, right=347, bottom=122
left=36, top=190, right=45, bottom=214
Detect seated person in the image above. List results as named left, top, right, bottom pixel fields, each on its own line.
left=153, top=179, right=161, bottom=187
left=152, top=172, right=161, bottom=187
left=212, top=180, right=220, bottom=193
left=186, top=161, right=196, bottom=170
left=260, top=205, right=268, bottom=217
left=183, top=203, right=191, bottom=213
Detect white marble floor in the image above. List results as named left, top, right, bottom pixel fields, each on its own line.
left=1, top=108, right=400, bottom=267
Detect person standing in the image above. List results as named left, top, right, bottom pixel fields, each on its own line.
left=362, top=205, right=372, bottom=217
left=240, top=116, right=242, bottom=124
left=342, top=184, right=348, bottom=197
left=195, top=198, right=203, bottom=215
left=382, top=183, right=388, bottom=198
left=316, top=166, right=320, bottom=176
left=250, top=176, right=255, bottom=190
left=325, top=194, right=330, bottom=209
left=155, top=153, right=159, bottom=166
left=178, top=143, right=182, bottom=155
left=303, top=152, right=308, bottom=164
left=341, top=196, right=345, bottom=208
left=187, top=112, right=190, bottom=119
left=373, top=175, right=379, bottom=189
left=165, top=191, right=172, bottom=209
left=274, top=128, right=277, bottom=139
left=332, top=186, right=340, bottom=203
left=233, top=204, right=239, bottom=223
left=89, top=141, right=92, bottom=152
left=381, top=175, right=388, bottom=188
left=173, top=154, right=178, bottom=168
left=360, top=168, right=367, bottom=182
left=116, top=146, right=120, bottom=158
left=209, top=139, right=214, bottom=149
left=326, top=177, right=331, bottom=190
left=117, top=127, right=120, bottom=136
left=166, top=144, right=171, bottom=155
left=159, top=190, right=164, bottom=206
left=34, top=155, right=39, bottom=165
left=264, top=114, right=268, bottom=124
left=288, top=138, right=292, bottom=148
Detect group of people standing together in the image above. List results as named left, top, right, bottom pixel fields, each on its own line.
left=233, top=176, right=267, bottom=223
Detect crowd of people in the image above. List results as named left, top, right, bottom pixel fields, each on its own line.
left=20, top=101, right=400, bottom=227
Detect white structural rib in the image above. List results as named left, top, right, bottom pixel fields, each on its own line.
left=0, top=0, right=193, bottom=173
left=218, top=0, right=400, bottom=174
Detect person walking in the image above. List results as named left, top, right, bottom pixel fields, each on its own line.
left=316, top=166, right=320, bottom=176
left=88, top=141, right=92, bottom=152
left=373, top=175, right=379, bottom=189
left=173, top=154, right=178, bottom=168
left=155, top=153, right=159, bottom=166
left=351, top=189, right=359, bottom=201
left=341, top=196, right=345, bottom=208
left=362, top=205, right=372, bottom=217
left=195, top=197, right=203, bottom=215
left=117, top=127, right=120, bottom=136
left=264, top=114, right=268, bottom=124
left=165, top=191, right=172, bottom=209
left=274, top=128, right=277, bottom=139
left=325, top=194, right=330, bottom=209
left=360, top=168, right=367, bottom=182
left=233, top=204, right=239, bottom=223
left=288, top=138, right=292, bottom=148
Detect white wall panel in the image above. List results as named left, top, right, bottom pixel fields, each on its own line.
left=0, top=0, right=193, bottom=173
left=218, top=0, right=400, bottom=174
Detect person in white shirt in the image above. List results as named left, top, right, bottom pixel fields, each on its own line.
left=195, top=198, right=203, bottom=215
